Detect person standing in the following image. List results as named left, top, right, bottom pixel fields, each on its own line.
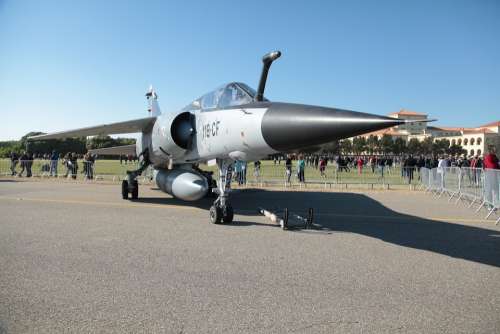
left=70, top=153, right=78, bottom=179
left=370, top=156, right=376, bottom=173
left=297, top=154, right=306, bottom=183
left=63, top=153, right=71, bottom=177
left=50, top=150, right=59, bottom=177
left=356, top=157, right=363, bottom=175
left=437, top=155, right=449, bottom=187
left=285, top=155, right=292, bottom=184
left=88, top=153, right=95, bottom=179
left=234, top=160, right=241, bottom=185
left=240, top=161, right=247, bottom=185
left=18, top=151, right=28, bottom=177
left=83, top=152, right=93, bottom=179
left=484, top=146, right=499, bottom=170
left=483, top=146, right=499, bottom=209
left=378, top=157, right=386, bottom=178
left=26, top=152, right=33, bottom=177
left=10, top=151, right=18, bottom=176
left=319, top=157, right=326, bottom=177
left=253, top=160, right=261, bottom=181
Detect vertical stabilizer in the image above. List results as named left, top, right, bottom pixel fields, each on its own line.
left=146, top=85, right=161, bottom=117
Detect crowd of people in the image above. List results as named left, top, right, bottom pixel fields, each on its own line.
left=8, top=150, right=97, bottom=180
left=271, top=147, right=500, bottom=185
left=119, top=154, right=139, bottom=164
left=6, top=148, right=500, bottom=185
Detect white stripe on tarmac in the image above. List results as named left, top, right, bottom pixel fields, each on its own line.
left=0, top=196, right=202, bottom=212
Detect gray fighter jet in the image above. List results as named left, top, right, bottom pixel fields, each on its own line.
left=30, top=51, right=420, bottom=224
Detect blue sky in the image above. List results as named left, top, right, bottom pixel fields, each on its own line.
left=0, top=0, right=499, bottom=140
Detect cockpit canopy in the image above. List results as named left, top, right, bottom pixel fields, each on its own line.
left=182, top=82, right=264, bottom=112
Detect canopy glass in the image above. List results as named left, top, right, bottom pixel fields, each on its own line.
left=182, top=82, right=263, bottom=112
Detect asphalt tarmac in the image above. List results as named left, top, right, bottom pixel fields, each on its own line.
left=1, top=179, right=499, bottom=333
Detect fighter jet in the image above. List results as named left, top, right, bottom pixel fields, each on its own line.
left=29, top=51, right=420, bottom=224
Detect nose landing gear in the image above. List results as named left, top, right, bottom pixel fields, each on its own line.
left=210, top=159, right=234, bottom=224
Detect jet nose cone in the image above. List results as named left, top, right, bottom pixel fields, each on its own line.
left=261, top=102, right=404, bottom=151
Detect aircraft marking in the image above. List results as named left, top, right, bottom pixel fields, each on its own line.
left=202, top=120, right=220, bottom=139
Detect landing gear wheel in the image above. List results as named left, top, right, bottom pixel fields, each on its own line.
left=131, top=180, right=139, bottom=199
left=222, top=205, right=234, bottom=223
left=209, top=205, right=222, bottom=224
left=121, top=180, right=129, bottom=199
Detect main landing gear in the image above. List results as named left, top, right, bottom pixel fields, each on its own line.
left=210, top=159, right=234, bottom=224
left=122, top=179, right=139, bottom=199
left=122, top=150, right=150, bottom=200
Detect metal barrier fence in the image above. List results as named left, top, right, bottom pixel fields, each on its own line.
left=239, top=162, right=421, bottom=188
left=420, top=167, right=499, bottom=224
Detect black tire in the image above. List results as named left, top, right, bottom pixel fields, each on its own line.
left=222, top=205, right=234, bottom=223
left=209, top=205, right=222, bottom=224
left=121, top=180, right=129, bottom=199
left=131, top=180, right=139, bottom=199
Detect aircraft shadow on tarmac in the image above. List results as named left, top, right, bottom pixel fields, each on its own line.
left=133, top=188, right=500, bottom=268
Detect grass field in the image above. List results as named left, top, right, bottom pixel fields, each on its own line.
left=0, top=158, right=420, bottom=185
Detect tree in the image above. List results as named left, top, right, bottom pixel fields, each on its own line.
left=367, top=135, right=379, bottom=154
left=352, top=137, right=367, bottom=155
left=447, top=144, right=466, bottom=156
left=339, top=139, right=352, bottom=155
left=392, top=137, right=406, bottom=155
left=86, top=136, right=135, bottom=150
left=407, top=138, right=422, bottom=155
left=432, top=139, right=450, bottom=155
left=301, top=145, right=322, bottom=154
left=380, top=134, right=393, bottom=154
left=320, top=140, right=339, bottom=154
left=0, top=132, right=137, bottom=158
left=0, top=141, right=22, bottom=157
left=421, top=137, right=434, bottom=155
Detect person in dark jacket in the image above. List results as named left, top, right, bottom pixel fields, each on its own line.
left=18, top=151, right=28, bottom=176
left=50, top=150, right=58, bottom=177
left=10, top=152, right=18, bottom=176
left=285, top=156, right=292, bottom=184
left=26, top=152, right=33, bottom=177
left=70, top=153, right=78, bottom=179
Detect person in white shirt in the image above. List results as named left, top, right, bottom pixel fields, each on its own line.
left=437, top=155, right=449, bottom=187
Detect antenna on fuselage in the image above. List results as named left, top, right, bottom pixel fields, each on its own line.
left=146, top=85, right=161, bottom=117
left=255, top=50, right=281, bottom=102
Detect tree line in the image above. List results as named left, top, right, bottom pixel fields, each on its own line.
left=2, top=132, right=466, bottom=159
left=317, top=134, right=466, bottom=156
left=0, top=132, right=135, bottom=158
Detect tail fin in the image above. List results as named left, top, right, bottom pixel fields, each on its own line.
left=146, top=85, right=161, bottom=117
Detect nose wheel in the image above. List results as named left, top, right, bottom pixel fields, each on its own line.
left=210, top=203, right=234, bottom=224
